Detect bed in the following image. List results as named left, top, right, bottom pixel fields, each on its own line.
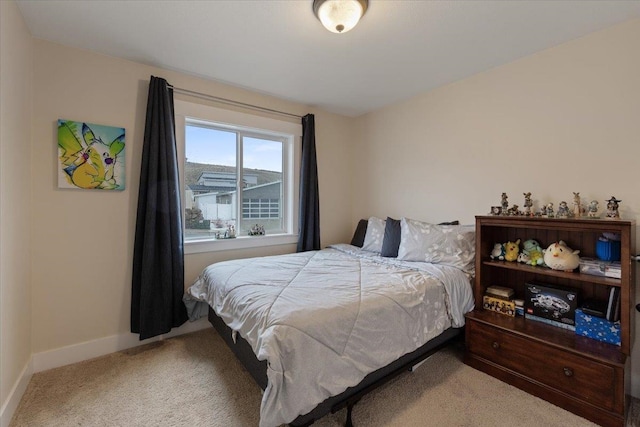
left=184, top=217, right=475, bottom=427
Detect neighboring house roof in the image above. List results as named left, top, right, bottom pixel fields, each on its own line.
left=216, top=181, right=282, bottom=199
left=196, top=171, right=258, bottom=186
left=243, top=181, right=281, bottom=194
left=188, top=184, right=229, bottom=193
left=191, top=181, right=282, bottom=200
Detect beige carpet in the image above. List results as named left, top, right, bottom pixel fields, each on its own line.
left=10, top=328, right=640, bottom=427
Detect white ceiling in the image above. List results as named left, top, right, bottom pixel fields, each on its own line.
left=15, top=0, right=640, bottom=117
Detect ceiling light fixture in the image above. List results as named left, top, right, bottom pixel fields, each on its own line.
left=313, top=0, right=368, bottom=34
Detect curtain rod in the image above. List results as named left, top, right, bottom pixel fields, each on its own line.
left=170, top=86, right=303, bottom=120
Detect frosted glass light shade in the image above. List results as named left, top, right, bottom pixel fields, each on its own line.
left=313, top=0, right=368, bottom=34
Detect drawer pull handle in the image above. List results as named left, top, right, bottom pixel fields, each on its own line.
left=492, top=341, right=500, bottom=350
left=563, top=367, right=573, bottom=377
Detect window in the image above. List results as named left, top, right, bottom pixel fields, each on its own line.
left=175, top=101, right=300, bottom=254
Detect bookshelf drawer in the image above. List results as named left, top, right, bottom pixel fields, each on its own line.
left=467, top=319, right=619, bottom=412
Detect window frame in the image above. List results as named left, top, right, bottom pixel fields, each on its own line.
left=174, top=100, right=300, bottom=254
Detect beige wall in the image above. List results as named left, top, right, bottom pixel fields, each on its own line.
left=30, top=40, right=354, bottom=353
left=353, top=19, right=640, bottom=396
left=0, top=0, right=33, bottom=414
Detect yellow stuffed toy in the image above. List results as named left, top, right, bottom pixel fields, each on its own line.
left=504, top=239, right=520, bottom=262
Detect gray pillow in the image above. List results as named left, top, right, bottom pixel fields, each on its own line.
left=361, top=217, right=386, bottom=253
left=397, top=217, right=475, bottom=273
left=350, top=219, right=368, bottom=247
left=381, top=217, right=401, bottom=257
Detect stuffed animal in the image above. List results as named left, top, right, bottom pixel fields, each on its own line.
left=522, top=239, right=545, bottom=266
left=543, top=241, right=580, bottom=271
left=504, top=239, right=520, bottom=262
left=490, top=243, right=505, bottom=260
left=517, top=252, right=530, bottom=264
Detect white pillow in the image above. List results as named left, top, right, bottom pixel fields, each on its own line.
left=398, top=217, right=475, bottom=272
left=361, top=217, right=386, bottom=253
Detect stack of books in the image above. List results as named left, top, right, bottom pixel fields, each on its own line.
left=483, top=286, right=515, bottom=316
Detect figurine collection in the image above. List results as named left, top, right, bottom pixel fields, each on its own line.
left=490, top=192, right=622, bottom=219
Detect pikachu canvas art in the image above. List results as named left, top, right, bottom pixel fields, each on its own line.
left=58, top=119, right=125, bottom=190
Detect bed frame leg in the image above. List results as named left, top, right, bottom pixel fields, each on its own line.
left=345, top=400, right=358, bottom=427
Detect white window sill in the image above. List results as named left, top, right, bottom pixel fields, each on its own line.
left=185, top=233, right=298, bottom=255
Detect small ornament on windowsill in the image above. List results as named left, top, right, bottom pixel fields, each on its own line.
left=248, top=224, right=266, bottom=236
left=215, top=225, right=236, bottom=239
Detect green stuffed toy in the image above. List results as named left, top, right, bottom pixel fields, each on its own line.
left=522, top=239, right=545, bottom=266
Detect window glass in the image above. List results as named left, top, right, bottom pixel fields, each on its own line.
left=184, top=123, right=287, bottom=241
left=184, top=125, right=237, bottom=240
left=241, top=137, right=283, bottom=233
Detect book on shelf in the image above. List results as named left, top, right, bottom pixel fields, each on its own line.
left=606, top=286, right=621, bottom=322
left=486, top=285, right=514, bottom=300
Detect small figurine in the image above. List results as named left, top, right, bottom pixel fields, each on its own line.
left=605, top=196, right=621, bottom=219
left=507, top=204, right=521, bottom=216
left=501, top=193, right=509, bottom=215
left=587, top=200, right=599, bottom=218
left=248, top=224, right=266, bottom=236
left=572, top=192, right=582, bottom=217
left=490, top=243, right=505, bottom=260
left=546, top=202, right=555, bottom=218
left=543, top=240, right=580, bottom=271
left=227, top=225, right=236, bottom=238
left=557, top=201, right=570, bottom=218
left=522, top=239, right=545, bottom=266
left=523, top=192, right=533, bottom=216
left=517, top=252, right=530, bottom=264
left=504, top=239, right=521, bottom=262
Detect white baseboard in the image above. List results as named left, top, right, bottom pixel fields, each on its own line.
left=32, top=318, right=209, bottom=373
left=0, top=358, right=33, bottom=427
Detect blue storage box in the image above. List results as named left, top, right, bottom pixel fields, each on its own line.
left=575, top=308, right=620, bottom=346
left=596, top=239, right=621, bottom=262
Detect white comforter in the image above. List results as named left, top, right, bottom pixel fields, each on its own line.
left=185, top=244, right=474, bottom=427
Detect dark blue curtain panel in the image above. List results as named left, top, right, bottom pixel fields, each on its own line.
left=131, top=76, right=187, bottom=340
left=297, top=114, right=321, bottom=252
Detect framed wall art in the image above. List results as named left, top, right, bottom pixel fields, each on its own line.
left=57, top=119, right=125, bottom=190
